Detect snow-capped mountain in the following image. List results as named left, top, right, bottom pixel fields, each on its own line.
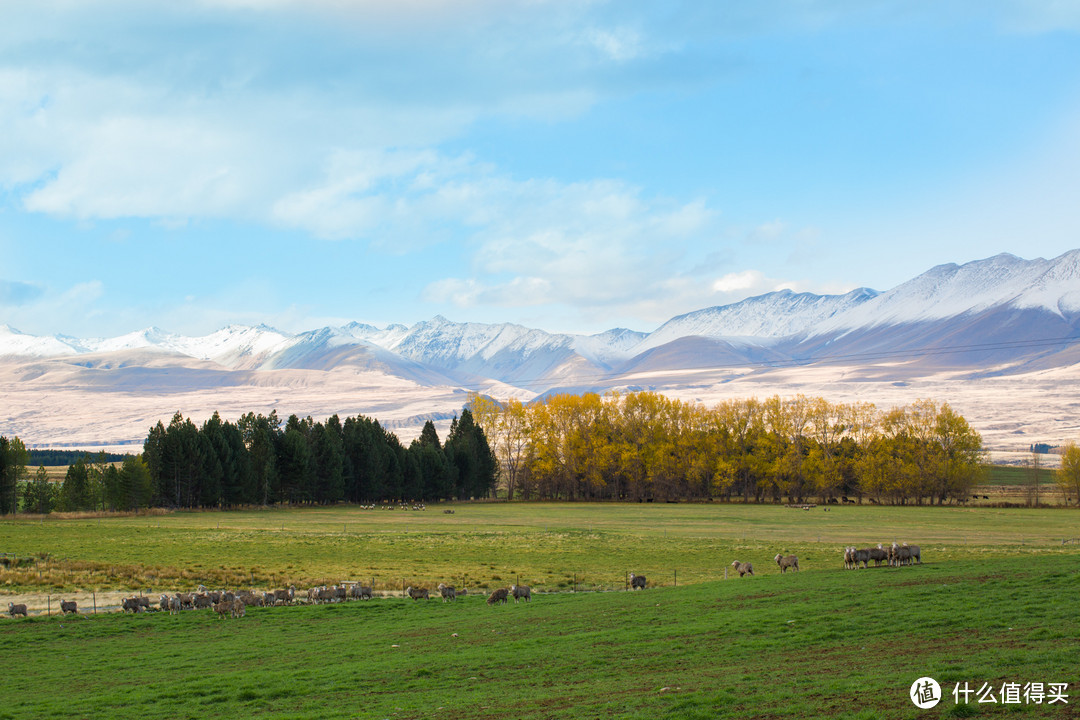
left=3, top=250, right=1080, bottom=382
left=3, top=249, right=1079, bottom=453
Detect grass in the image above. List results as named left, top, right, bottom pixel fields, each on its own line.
left=981, top=465, right=1058, bottom=488
left=1, top=553, right=1076, bottom=719
left=2, top=503, right=1079, bottom=594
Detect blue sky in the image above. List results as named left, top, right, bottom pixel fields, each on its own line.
left=2, top=1, right=1079, bottom=338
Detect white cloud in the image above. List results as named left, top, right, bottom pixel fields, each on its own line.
left=712, top=270, right=767, bottom=293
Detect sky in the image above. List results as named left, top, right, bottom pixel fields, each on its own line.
left=1, top=0, right=1080, bottom=339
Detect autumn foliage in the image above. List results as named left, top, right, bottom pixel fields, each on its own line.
left=470, top=391, right=985, bottom=505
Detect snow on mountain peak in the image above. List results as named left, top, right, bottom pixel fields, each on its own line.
left=816, top=250, right=1078, bottom=332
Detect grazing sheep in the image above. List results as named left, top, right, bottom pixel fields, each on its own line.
left=851, top=548, right=871, bottom=569
left=906, top=544, right=921, bottom=564
left=629, top=573, right=647, bottom=590
left=510, top=584, right=531, bottom=602
left=8, top=602, right=28, bottom=618
left=405, top=586, right=429, bottom=601
left=842, top=546, right=854, bottom=570
left=357, top=586, right=373, bottom=600
left=437, top=583, right=457, bottom=602
left=168, top=596, right=181, bottom=615
left=121, top=597, right=143, bottom=613
left=240, top=592, right=264, bottom=607
left=159, top=594, right=171, bottom=611
left=60, top=599, right=78, bottom=615
left=193, top=594, right=213, bottom=610
left=177, top=592, right=195, bottom=610
left=487, top=588, right=509, bottom=605
left=731, top=560, right=754, bottom=577
left=262, top=592, right=276, bottom=606
left=136, top=596, right=151, bottom=611
left=774, top=554, right=799, bottom=573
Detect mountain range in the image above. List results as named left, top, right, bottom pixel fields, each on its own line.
left=2, top=250, right=1079, bottom=456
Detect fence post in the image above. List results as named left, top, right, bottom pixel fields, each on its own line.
left=48, top=595, right=51, bottom=616
left=93, top=591, right=97, bottom=614
left=674, top=569, right=677, bottom=587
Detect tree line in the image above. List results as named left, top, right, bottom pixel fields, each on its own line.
left=0, top=409, right=496, bottom=514
left=468, top=391, right=991, bottom=505
left=5, top=390, right=1080, bottom=513
left=139, top=409, right=496, bottom=509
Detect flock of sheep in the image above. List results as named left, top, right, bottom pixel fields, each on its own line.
left=727, top=554, right=801, bottom=578
left=4, top=546, right=921, bottom=619
left=843, top=542, right=921, bottom=569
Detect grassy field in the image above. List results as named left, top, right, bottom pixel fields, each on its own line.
left=2, top=504, right=1077, bottom=718
left=1, top=503, right=1079, bottom=598
left=982, top=465, right=1058, bottom=487
left=1, top=553, right=1076, bottom=719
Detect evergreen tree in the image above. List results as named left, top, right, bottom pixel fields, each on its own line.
left=444, top=409, right=498, bottom=499
left=0, top=436, right=28, bottom=514
left=59, top=456, right=94, bottom=511
left=22, top=465, right=55, bottom=514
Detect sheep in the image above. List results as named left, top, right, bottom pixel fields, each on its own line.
left=405, top=586, right=429, bottom=601
left=906, top=543, right=921, bottom=564
left=177, top=592, right=195, bottom=610
left=842, top=546, right=854, bottom=570
left=240, top=592, right=264, bottom=607
left=274, top=586, right=294, bottom=605
left=212, top=599, right=231, bottom=620
left=230, top=597, right=246, bottom=619
left=315, top=587, right=336, bottom=604
left=334, top=585, right=347, bottom=602
left=510, top=584, right=531, bottom=602
left=8, top=602, right=28, bottom=618
left=168, top=596, right=181, bottom=615
left=136, top=596, right=151, bottom=611
left=457, top=588, right=467, bottom=597
left=193, top=594, right=213, bottom=610
left=869, top=545, right=889, bottom=567
left=774, top=554, right=799, bottom=573
left=487, top=588, right=509, bottom=605
left=852, top=548, right=871, bottom=569
left=731, top=560, right=754, bottom=577
left=357, top=586, right=373, bottom=600
left=437, top=583, right=457, bottom=602
left=159, top=594, right=171, bottom=611
left=121, top=597, right=143, bottom=613
left=262, top=592, right=276, bottom=607
left=629, top=573, right=647, bottom=590
left=60, top=599, right=78, bottom=615
left=890, top=542, right=912, bottom=567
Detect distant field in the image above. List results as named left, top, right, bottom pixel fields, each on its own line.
left=1, top=503, right=1077, bottom=601
left=981, top=464, right=1058, bottom=488
left=1, top=553, right=1075, bottom=719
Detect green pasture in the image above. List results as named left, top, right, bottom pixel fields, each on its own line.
left=981, top=465, right=1058, bottom=488
left=1, top=553, right=1076, bottom=719
left=1, top=503, right=1077, bottom=594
